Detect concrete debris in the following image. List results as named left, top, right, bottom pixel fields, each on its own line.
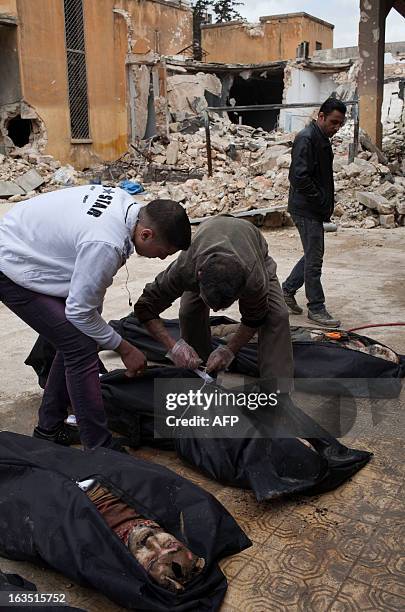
left=165, top=141, right=179, bottom=166
left=1, top=111, right=404, bottom=231
left=379, top=214, right=396, bottom=229
left=14, top=169, right=44, bottom=192
left=167, top=73, right=222, bottom=120
left=356, top=192, right=395, bottom=215
left=0, top=181, right=25, bottom=197
left=0, top=150, right=80, bottom=204
left=51, top=165, right=77, bottom=186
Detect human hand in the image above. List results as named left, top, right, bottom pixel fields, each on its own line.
left=116, top=340, right=147, bottom=378
left=206, top=345, right=234, bottom=373
left=166, top=338, right=202, bottom=369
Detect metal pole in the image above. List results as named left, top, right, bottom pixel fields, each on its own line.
left=352, top=94, right=360, bottom=162
left=207, top=100, right=358, bottom=113
left=202, top=110, right=213, bottom=177
left=348, top=97, right=359, bottom=163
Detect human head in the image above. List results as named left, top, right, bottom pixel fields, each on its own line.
left=134, top=199, right=191, bottom=259
left=128, top=523, right=205, bottom=592
left=198, top=256, right=246, bottom=311
left=317, top=98, right=347, bottom=138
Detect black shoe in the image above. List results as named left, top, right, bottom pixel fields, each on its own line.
left=283, top=290, right=303, bottom=315
left=308, top=309, right=341, bottom=328
left=33, top=423, right=81, bottom=446
left=103, top=437, right=129, bottom=454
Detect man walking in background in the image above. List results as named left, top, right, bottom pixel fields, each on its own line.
left=282, top=98, right=347, bottom=328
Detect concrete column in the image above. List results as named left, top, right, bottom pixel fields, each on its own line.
left=358, top=0, right=390, bottom=148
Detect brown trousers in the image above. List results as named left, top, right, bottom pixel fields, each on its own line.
left=179, top=258, right=294, bottom=392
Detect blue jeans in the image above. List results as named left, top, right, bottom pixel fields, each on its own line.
left=0, top=272, right=112, bottom=449
left=282, top=214, right=325, bottom=313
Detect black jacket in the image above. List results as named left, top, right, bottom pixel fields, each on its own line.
left=288, top=121, right=334, bottom=222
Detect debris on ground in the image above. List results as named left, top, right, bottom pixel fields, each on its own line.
left=1, top=112, right=404, bottom=230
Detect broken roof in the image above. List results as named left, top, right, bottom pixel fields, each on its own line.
left=165, top=58, right=287, bottom=74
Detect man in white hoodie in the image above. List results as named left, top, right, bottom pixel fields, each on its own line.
left=0, top=185, right=195, bottom=451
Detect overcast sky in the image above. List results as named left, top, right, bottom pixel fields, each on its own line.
left=238, top=1, right=404, bottom=48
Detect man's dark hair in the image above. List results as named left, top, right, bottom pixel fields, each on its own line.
left=141, top=199, right=191, bottom=250
left=319, top=98, right=347, bottom=116
left=199, top=256, right=246, bottom=311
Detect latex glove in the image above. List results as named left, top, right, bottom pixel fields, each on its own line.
left=166, top=338, right=202, bottom=369
left=206, top=346, right=234, bottom=373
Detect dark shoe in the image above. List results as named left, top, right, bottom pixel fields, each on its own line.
left=308, top=310, right=341, bottom=328
left=33, top=423, right=81, bottom=446
left=103, top=437, right=129, bottom=454
left=283, top=290, right=303, bottom=315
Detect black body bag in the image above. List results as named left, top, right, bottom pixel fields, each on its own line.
left=0, top=432, right=251, bottom=611
left=100, top=367, right=372, bottom=502
left=107, top=314, right=405, bottom=398
left=25, top=316, right=404, bottom=397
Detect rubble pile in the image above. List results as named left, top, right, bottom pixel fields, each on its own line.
left=137, top=116, right=298, bottom=224
left=140, top=119, right=294, bottom=221
left=139, top=116, right=405, bottom=228
left=383, top=121, right=405, bottom=168
left=330, top=119, right=405, bottom=228
left=0, top=151, right=79, bottom=202
left=1, top=113, right=404, bottom=230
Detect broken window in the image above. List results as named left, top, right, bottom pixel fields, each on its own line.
left=316, top=41, right=322, bottom=51
left=63, top=0, right=90, bottom=140
left=227, top=70, right=284, bottom=132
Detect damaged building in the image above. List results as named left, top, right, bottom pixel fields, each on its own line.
left=200, top=12, right=334, bottom=64
left=0, top=0, right=192, bottom=167
left=3, top=0, right=402, bottom=166
left=0, top=3, right=348, bottom=166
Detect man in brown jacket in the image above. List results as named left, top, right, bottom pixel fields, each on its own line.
left=134, top=215, right=293, bottom=391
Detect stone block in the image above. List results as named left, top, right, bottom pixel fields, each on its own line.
left=333, top=157, right=348, bottom=172
left=333, top=204, right=344, bottom=217
left=166, top=141, right=179, bottom=166
left=395, top=201, right=405, bottom=215
left=276, top=154, right=291, bottom=169
left=0, top=181, right=24, bottom=198
left=358, top=175, right=372, bottom=187
left=343, top=163, right=361, bottom=178
left=362, top=217, right=378, bottom=229
left=251, top=146, right=289, bottom=174
left=356, top=191, right=394, bottom=214
left=379, top=214, right=396, bottom=228
left=377, top=182, right=398, bottom=200
left=268, top=134, right=293, bottom=147
left=15, top=169, right=44, bottom=192
left=353, top=158, right=376, bottom=175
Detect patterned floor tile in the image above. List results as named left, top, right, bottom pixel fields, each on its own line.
left=222, top=544, right=342, bottom=611
left=265, top=506, right=375, bottom=560
left=304, top=472, right=400, bottom=525
left=330, top=578, right=405, bottom=611
left=349, top=521, right=405, bottom=599
left=219, top=547, right=258, bottom=582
